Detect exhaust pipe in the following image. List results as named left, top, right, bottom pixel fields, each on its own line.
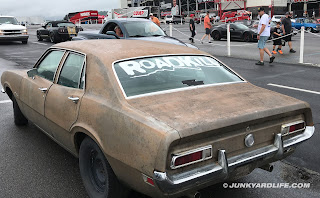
left=186, top=191, right=201, bottom=198
left=259, top=163, right=274, bottom=172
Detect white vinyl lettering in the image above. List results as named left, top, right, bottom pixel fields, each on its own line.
left=162, top=57, right=184, bottom=67
left=118, top=61, right=146, bottom=75
left=154, top=59, right=172, bottom=69
left=139, top=60, right=155, bottom=69
left=177, top=57, right=199, bottom=67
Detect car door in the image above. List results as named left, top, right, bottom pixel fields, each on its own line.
left=230, top=24, right=241, bottom=39
left=20, top=49, right=66, bottom=132
left=41, top=23, right=51, bottom=37
left=44, top=51, right=86, bottom=148
left=220, top=24, right=227, bottom=38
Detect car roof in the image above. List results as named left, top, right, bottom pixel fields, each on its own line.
left=54, top=40, right=206, bottom=66
left=111, top=18, right=151, bottom=23
left=47, top=20, right=73, bottom=25
left=0, top=16, right=15, bottom=18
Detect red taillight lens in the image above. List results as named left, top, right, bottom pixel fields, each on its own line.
left=174, top=151, right=202, bottom=167
left=289, top=122, right=305, bottom=133
left=171, top=146, right=212, bottom=169
left=282, top=121, right=305, bottom=136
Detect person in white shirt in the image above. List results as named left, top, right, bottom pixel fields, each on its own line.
left=255, top=7, right=275, bottom=66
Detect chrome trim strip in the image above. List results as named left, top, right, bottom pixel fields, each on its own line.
left=170, top=145, right=212, bottom=170
left=153, top=126, right=315, bottom=194
left=111, top=54, right=246, bottom=100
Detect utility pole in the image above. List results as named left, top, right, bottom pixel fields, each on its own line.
left=187, top=0, right=190, bottom=16
left=179, top=0, right=182, bottom=15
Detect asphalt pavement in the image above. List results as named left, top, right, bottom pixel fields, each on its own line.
left=0, top=24, right=319, bottom=198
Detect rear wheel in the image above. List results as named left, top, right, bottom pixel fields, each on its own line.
left=212, top=31, right=221, bottom=41
left=12, top=96, right=28, bottom=126
left=49, top=32, right=58, bottom=43
left=79, top=137, right=127, bottom=198
left=37, top=31, right=43, bottom=41
left=243, top=32, right=251, bottom=42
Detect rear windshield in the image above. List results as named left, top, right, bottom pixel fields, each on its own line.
left=113, top=55, right=244, bottom=98
left=57, top=23, right=75, bottom=27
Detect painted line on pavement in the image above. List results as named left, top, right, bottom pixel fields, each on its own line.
left=0, top=100, right=12, bottom=104
left=32, top=42, right=48, bottom=46
left=268, top=83, right=320, bottom=95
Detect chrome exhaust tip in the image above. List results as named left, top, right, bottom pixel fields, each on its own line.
left=259, top=163, right=274, bottom=172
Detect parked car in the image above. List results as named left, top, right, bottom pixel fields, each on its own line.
left=211, top=23, right=258, bottom=42
left=0, top=16, right=28, bottom=44
left=73, top=18, right=196, bottom=48
left=164, top=15, right=173, bottom=23
left=292, top=18, right=320, bottom=33
left=36, top=21, right=83, bottom=43
left=271, top=15, right=285, bottom=22
left=1, top=39, right=315, bottom=198
left=172, top=15, right=185, bottom=24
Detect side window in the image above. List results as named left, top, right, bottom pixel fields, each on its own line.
left=47, top=23, right=52, bottom=28
left=37, top=50, right=64, bottom=82
left=57, top=53, right=85, bottom=89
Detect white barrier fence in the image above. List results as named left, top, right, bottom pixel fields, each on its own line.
left=166, top=23, right=317, bottom=65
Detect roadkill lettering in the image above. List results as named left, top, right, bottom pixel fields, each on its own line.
left=116, top=56, right=220, bottom=78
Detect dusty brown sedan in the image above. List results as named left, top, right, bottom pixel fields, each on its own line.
left=1, top=40, right=315, bottom=198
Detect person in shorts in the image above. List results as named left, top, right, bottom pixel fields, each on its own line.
left=281, top=12, right=296, bottom=53
left=272, top=22, right=283, bottom=54
left=200, top=11, right=212, bottom=44
left=255, top=7, right=275, bottom=66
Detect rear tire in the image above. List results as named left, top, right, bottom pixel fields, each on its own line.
left=243, top=33, right=251, bottom=42
left=37, top=31, right=43, bottom=41
left=79, top=137, right=128, bottom=198
left=212, top=31, right=221, bottom=41
left=12, top=96, right=28, bottom=126
left=49, top=32, right=58, bottom=43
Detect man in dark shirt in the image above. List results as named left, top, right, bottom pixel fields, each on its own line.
left=281, top=12, right=296, bottom=53
left=189, top=14, right=196, bottom=43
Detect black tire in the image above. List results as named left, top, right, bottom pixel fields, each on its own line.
left=243, top=32, right=251, bottom=42
left=212, top=31, right=221, bottom=41
left=79, top=137, right=127, bottom=198
left=12, top=96, right=28, bottom=126
left=22, top=40, right=28, bottom=44
left=49, top=32, right=58, bottom=43
left=37, top=31, right=43, bottom=41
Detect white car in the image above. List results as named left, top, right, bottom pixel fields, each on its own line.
left=0, top=16, right=28, bottom=44
left=271, top=15, right=285, bottom=22
left=165, top=15, right=173, bottom=23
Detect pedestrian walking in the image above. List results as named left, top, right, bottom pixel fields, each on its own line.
left=200, top=11, right=212, bottom=44
left=189, top=14, right=196, bottom=43
left=150, top=13, right=160, bottom=27
left=255, top=7, right=275, bottom=66
left=281, top=12, right=296, bottom=53
left=272, top=22, right=283, bottom=55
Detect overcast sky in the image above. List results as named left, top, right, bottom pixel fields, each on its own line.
left=0, top=0, right=119, bottom=19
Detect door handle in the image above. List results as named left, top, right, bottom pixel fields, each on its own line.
left=38, top=87, right=48, bottom=93
left=68, top=96, right=79, bottom=104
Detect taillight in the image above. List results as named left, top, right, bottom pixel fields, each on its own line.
left=171, top=145, right=212, bottom=169
left=281, top=121, right=306, bottom=136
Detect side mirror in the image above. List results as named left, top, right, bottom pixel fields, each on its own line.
left=27, top=68, right=38, bottom=78
left=106, top=31, right=120, bottom=39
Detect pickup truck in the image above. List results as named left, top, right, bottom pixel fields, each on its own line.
left=292, top=18, right=320, bottom=33
left=0, top=16, right=29, bottom=44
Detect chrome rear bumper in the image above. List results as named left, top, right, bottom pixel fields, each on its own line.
left=154, top=126, right=315, bottom=195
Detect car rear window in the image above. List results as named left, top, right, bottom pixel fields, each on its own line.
left=113, top=55, right=244, bottom=98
